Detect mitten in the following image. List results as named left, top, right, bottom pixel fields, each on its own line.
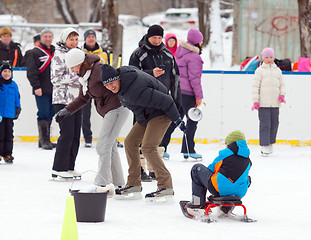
left=278, top=95, right=286, bottom=103
left=251, top=102, right=260, bottom=111
left=175, top=118, right=186, bottom=133
left=55, top=108, right=70, bottom=122
left=14, top=107, right=21, bottom=119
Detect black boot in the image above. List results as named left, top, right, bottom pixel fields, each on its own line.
left=48, top=120, right=57, bottom=148
left=37, top=121, right=43, bottom=148
left=38, top=120, right=53, bottom=150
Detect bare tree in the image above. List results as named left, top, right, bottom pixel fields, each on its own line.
left=298, top=0, right=311, bottom=57
left=89, top=0, right=101, bottom=22
left=198, top=0, right=210, bottom=46
left=101, top=0, right=123, bottom=67
left=231, top=0, right=240, bottom=66
left=55, top=0, right=79, bottom=24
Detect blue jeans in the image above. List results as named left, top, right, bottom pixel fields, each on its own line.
left=35, top=95, right=55, bottom=121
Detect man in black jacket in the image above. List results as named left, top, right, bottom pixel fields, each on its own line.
left=26, top=29, right=55, bottom=150
left=102, top=64, right=185, bottom=201
left=129, top=24, right=182, bottom=177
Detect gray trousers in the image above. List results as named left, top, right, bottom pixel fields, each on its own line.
left=258, top=107, right=279, bottom=146
left=94, top=106, right=129, bottom=186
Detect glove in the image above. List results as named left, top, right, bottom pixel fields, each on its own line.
left=195, top=99, right=202, bottom=107
left=0, top=115, right=2, bottom=123
left=175, top=118, right=186, bottom=133
left=55, top=108, right=70, bottom=122
left=14, top=107, right=21, bottom=120
left=278, top=95, right=286, bottom=103
left=251, top=102, right=260, bottom=111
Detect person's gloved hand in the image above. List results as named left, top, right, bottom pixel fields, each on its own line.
left=0, top=115, right=2, bottom=123
left=175, top=118, right=186, bottom=133
left=55, top=108, right=70, bottom=122
left=278, top=95, right=286, bottom=103
left=251, top=102, right=260, bottom=111
left=14, top=107, right=21, bottom=120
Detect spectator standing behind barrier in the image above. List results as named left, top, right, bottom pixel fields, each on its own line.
left=175, top=28, right=204, bottom=161
left=26, top=28, right=56, bottom=150
left=50, top=28, right=82, bottom=179
left=55, top=49, right=129, bottom=187
left=21, top=34, right=41, bottom=67
left=81, top=29, right=109, bottom=148
left=103, top=64, right=185, bottom=200
left=164, top=33, right=178, bottom=57
left=129, top=24, right=181, bottom=180
left=252, top=47, right=286, bottom=156
left=0, top=27, right=23, bottom=67
left=0, top=61, right=21, bottom=164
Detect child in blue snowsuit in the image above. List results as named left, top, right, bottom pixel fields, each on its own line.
left=0, top=61, right=21, bottom=163
left=188, top=130, right=252, bottom=209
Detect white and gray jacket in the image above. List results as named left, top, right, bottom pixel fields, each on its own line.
left=252, top=62, right=285, bottom=108
left=50, top=43, right=80, bottom=105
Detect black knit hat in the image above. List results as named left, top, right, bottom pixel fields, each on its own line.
left=101, top=64, right=120, bottom=86
left=0, top=60, right=13, bottom=76
left=33, top=34, right=41, bottom=42
left=147, top=25, right=164, bottom=38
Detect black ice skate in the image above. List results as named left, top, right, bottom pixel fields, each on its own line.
left=3, top=155, right=14, bottom=163
left=145, top=188, right=174, bottom=203
left=114, top=185, right=142, bottom=200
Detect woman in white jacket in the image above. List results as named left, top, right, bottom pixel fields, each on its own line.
left=252, top=47, right=286, bottom=156
left=50, top=28, right=81, bottom=179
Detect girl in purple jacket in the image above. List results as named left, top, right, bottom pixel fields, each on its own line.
left=176, top=28, right=204, bottom=160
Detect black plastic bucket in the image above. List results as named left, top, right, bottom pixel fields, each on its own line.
left=70, top=190, right=108, bottom=222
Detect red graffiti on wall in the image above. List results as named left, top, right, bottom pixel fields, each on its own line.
left=255, top=15, right=299, bottom=36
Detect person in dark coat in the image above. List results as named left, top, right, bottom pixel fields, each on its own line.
left=0, top=27, right=23, bottom=67
left=21, top=34, right=40, bottom=67
left=103, top=64, right=186, bottom=201
left=129, top=24, right=182, bottom=177
left=26, top=28, right=55, bottom=150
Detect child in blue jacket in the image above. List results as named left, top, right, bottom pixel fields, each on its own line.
left=0, top=61, right=21, bottom=163
left=187, top=130, right=252, bottom=211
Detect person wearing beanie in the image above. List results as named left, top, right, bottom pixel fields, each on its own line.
left=81, top=29, right=109, bottom=148
left=172, top=28, right=204, bottom=160
left=0, top=26, right=23, bottom=67
left=103, top=64, right=184, bottom=201
left=0, top=60, right=21, bottom=163
left=49, top=28, right=82, bottom=179
left=182, top=130, right=252, bottom=217
left=55, top=49, right=129, bottom=185
left=129, top=24, right=181, bottom=177
left=21, top=34, right=41, bottom=67
left=252, top=47, right=286, bottom=156
left=26, top=28, right=55, bottom=150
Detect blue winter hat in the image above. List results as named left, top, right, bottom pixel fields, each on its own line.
left=84, top=29, right=96, bottom=40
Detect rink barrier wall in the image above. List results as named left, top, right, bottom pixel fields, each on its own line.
left=11, top=69, right=311, bottom=146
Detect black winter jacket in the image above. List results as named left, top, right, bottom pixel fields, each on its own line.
left=117, top=66, right=180, bottom=126
left=129, top=35, right=182, bottom=109
left=0, top=41, right=23, bottom=67
left=26, top=43, right=55, bottom=95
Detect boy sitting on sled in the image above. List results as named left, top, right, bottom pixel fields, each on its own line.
left=185, top=130, right=252, bottom=217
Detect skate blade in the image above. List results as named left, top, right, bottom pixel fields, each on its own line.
left=183, top=158, right=203, bottom=162
left=162, top=157, right=169, bottom=160
left=49, top=177, right=76, bottom=182
left=114, top=192, right=142, bottom=200
left=145, top=195, right=174, bottom=204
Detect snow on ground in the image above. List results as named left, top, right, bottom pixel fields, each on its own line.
left=1, top=142, right=311, bottom=240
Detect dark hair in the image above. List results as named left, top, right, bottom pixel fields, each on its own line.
left=81, top=61, right=93, bottom=71
left=194, top=43, right=202, bottom=55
